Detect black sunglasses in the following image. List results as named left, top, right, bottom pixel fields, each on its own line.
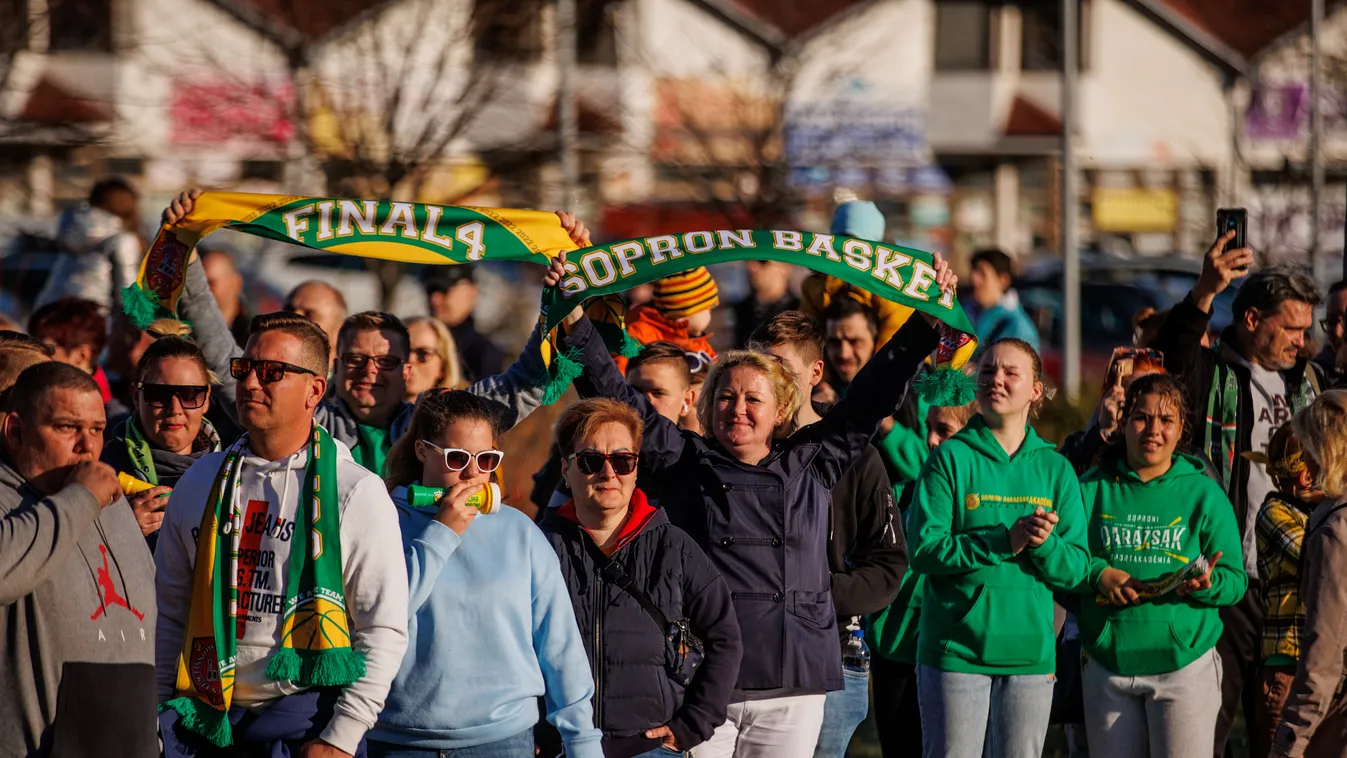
left=409, top=347, right=439, bottom=364
left=138, top=383, right=209, bottom=409
left=339, top=353, right=404, bottom=372
left=570, top=451, right=639, bottom=476
left=230, top=358, right=317, bottom=384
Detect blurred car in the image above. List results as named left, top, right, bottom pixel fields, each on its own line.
left=1009, top=253, right=1238, bottom=385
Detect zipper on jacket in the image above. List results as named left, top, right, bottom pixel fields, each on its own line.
left=722, top=536, right=776, bottom=547
left=592, top=564, right=604, bottom=729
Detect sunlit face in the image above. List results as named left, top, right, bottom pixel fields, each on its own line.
left=337, top=328, right=410, bottom=421
left=926, top=406, right=968, bottom=450
left=1248, top=301, right=1314, bottom=371
left=977, top=343, right=1043, bottom=420
left=405, top=322, right=445, bottom=400
left=825, top=313, right=876, bottom=385
left=136, top=356, right=211, bottom=456
left=626, top=360, right=690, bottom=424
left=764, top=343, right=821, bottom=398
left=685, top=309, right=713, bottom=337
left=1124, top=392, right=1183, bottom=471
left=416, top=417, right=497, bottom=490
left=2, top=387, right=105, bottom=495
left=562, top=421, right=639, bottom=517
left=285, top=285, right=345, bottom=355
left=712, top=366, right=783, bottom=455
left=237, top=331, right=326, bottom=434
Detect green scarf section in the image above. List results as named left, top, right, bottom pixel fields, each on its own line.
left=354, top=424, right=391, bottom=478
left=160, top=425, right=363, bottom=747
left=536, top=230, right=980, bottom=405
left=124, top=416, right=222, bottom=485
left=1204, top=350, right=1318, bottom=494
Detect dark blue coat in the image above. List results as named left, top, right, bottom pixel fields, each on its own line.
left=562, top=315, right=938, bottom=695
left=539, top=503, right=741, bottom=755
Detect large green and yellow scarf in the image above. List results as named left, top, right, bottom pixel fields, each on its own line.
left=160, top=425, right=356, bottom=747
left=126, top=192, right=979, bottom=405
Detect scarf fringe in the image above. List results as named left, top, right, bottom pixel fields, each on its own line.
left=122, top=284, right=169, bottom=330
left=914, top=366, right=977, bottom=407
left=160, top=696, right=233, bottom=748
left=541, top=346, right=585, bottom=405
left=264, top=646, right=367, bottom=687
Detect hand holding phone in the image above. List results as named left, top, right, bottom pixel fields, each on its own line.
left=1216, top=208, right=1249, bottom=272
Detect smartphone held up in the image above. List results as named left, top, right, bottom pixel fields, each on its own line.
left=1216, top=207, right=1249, bottom=273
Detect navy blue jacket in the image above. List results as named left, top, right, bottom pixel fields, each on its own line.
left=562, top=315, right=939, bottom=695
left=538, top=502, right=741, bottom=755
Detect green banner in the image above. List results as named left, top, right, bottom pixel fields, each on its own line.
left=539, top=229, right=978, bottom=369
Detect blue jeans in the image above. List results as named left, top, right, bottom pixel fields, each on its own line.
left=367, top=730, right=534, bottom=758
left=632, top=749, right=689, bottom=757
left=916, top=664, right=1056, bottom=758
left=813, top=668, right=870, bottom=758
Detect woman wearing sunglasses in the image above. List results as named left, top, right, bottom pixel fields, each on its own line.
left=404, top=316, right=463, bottom=402
left=542, top=255, right=955, bottom=758
left=537, top=398, right=742, bottom=758
left=101, top=328, right=221, bottom=550
left=368, top=389, right=603, bottom=758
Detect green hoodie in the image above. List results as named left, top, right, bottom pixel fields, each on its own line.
left=908, top=416, right=1090, bottom=675
left=1076, top=453, right=1248, bottom=677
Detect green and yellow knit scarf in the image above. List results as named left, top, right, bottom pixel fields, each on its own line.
left=160, top=425, right=361, bottom=747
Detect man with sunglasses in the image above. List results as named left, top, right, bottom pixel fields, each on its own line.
left=155, top=312, right=409, bottom=758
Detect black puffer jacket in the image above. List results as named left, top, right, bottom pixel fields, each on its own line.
left=563, top=314, right=937, bottom=697
left=538, top=495, right=741, bottom=757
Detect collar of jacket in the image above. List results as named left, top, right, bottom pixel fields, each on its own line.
left=1217, top=326, right=1317, bottom=390
left=557, top=487, right=659, bottom=556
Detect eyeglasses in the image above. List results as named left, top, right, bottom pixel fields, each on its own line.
left=1320, top=317, right=1344, bottom=333
left=685, top=350, right=712, bottom=374
left=339, top=353, right=405, bottom=372
left=138, top=383, right=209, bottom=409
left=229, top=358, right=317, bottom=384
left=569, top=451, right=640, bottom=476
left=409, top=347, right=439, bottom=365
left=420, top=440, right=504, bottom=472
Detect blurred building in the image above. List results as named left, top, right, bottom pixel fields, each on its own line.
left=0, top=0, right=1338, bottom=269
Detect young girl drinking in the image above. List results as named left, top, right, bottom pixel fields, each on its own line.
left=907, top=338, right=1091, bottom=758
left=368, top=390, right=602, bottom=758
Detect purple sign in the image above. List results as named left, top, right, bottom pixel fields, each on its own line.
left=1246, top=85, right=1307, bottom=140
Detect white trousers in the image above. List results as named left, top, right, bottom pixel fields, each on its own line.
left=694, top=694, right=828, bottom=758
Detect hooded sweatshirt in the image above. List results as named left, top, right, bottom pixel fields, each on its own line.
left=0, top=455, right=158, bottom=757
left=155, top=437, right=409, bottom=755
left=907, top=416, right=1090, bottom=675
left=1076, top=453, right=1248, bottom=677
left=615, top=305, right=716, bottom=375
left=369, top=486, right=603, bottom=757
left=36, top=203, right=142, bottom=312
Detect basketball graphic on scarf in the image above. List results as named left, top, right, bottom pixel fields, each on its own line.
left=279, top=594, right=353, bottom=653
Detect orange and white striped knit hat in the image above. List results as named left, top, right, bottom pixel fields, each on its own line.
left=652, top=267, right=719, bottom=320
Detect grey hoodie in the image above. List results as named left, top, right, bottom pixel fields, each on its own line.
left=35, top=203, right=142, bottom=312
left=0, top=456, right=157, bottom=757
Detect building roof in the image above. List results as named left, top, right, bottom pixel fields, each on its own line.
left=17, top=75, right=113, bottom=125
left=1003, top=95, right=1061, bottom=138
left=725, top=0, right=868, bottom=38
left=208, top=0, right=385, bottom=47
left=1156, top=0, right=1313, bottom=59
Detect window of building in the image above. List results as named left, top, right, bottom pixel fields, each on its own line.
left=1021, top=0, right=1085, bottom=71
left=48, top=0, right=112, bottom=52
left=577, top=0, right=617, bottom=66
left=472, top=0, right=543, bottom=63
left=935, top=1, right=992, bottom=71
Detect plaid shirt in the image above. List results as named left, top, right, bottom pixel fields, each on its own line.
left=1255, top=493, right=1315, bottom=661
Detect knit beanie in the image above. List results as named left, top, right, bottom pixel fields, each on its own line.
left=653, top=267, right=720, bottom=321
left=830, top=200, right=886, bottom=241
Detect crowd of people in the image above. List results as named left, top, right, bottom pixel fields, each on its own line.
left=4, top=184, right=1347, bottom=758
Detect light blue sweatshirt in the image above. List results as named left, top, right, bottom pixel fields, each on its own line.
left=368, top=486, right=604, bottom=757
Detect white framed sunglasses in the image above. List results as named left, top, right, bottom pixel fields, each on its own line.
left=418, top=440, right=504, bottom=473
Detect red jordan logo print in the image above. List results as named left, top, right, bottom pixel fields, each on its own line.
left=90, top=544, right=144, bottom=622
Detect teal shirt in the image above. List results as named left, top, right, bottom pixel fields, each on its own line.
left=354, top=423, right=391, bottom=476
